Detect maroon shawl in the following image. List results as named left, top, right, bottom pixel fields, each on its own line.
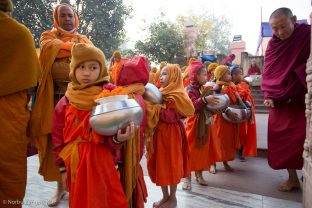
left=247, top=65, right=261, bottom=76
left=261, top=23, right=310, bottom=100
left=189, top=61, right=204, bottom=85
left=221, top=54, right=235, bottom=65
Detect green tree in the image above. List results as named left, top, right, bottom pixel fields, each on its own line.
left=12, top=0, right=131, bottom=57
left=177, top=12, right=231, bottom=54
left=207, top=16, right=231, bottom=54
left=12, top=0, right=54, bottom=47
left=135, top=20, right=184, bottom=63
left=73, top=0, right=131, bottom=57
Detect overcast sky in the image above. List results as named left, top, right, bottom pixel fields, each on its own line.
left=123, top=0, right=311, bottom=55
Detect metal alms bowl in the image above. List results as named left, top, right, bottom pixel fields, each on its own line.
left=206, top=94, right=230, bottom=112
left=143, top=83, right=163, bottom=104
left=222, top=105, right=251, bottom=123
left=95, top=95, right=128, bottom=104
left=244, top=76, right=253, bottom=83
left=204, top=81, right=216, bottom=88
left=90, top=99, right=143, bottom=136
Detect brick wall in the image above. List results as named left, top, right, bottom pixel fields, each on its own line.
left=303, top=12, right=312, bottom=208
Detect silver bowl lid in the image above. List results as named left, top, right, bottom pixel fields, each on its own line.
left=206, top=94, right=230, bottom=111
left=143, top=83, right=163, bottom=104
left=91, top=99, right=140, bottom=117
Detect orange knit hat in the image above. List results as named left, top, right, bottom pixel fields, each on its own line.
left=112, top=50, right=122, bottom=59
left=208, top=63, right=218, bottom=72
left=69, top=43, right=107, bottom=85
left=214, top=65, right=229, bottom=80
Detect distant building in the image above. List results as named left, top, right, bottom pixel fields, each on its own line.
left=256, top=19, right=308, bottom=56
left=229, top=35, right=246, bottom=65
left=182, top=20, right=198, bottom=58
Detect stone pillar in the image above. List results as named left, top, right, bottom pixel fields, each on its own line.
left=240, top=52, right=249, bottom=75
left=303, top=11, right=312, bottom=208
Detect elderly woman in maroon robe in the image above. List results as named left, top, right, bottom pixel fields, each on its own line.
left=247, top=59, right=261, bottom=76
left=261, top=7, right=310, bottom=192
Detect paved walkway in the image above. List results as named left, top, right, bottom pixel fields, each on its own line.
left=24, top=154, right=302, bottom=208
left=255, top=114, right=268, bottom=150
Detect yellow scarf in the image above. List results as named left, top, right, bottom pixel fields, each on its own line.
left=119, top=82, right=144, bottom=202
left=145, top=64, right=194, bottom=155
left=160, top=64, right=195, bottom=117
left=65, top=82, right=103, bottom=110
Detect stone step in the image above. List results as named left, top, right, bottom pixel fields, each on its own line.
left=252, top=95, right=264, bottom=100
left=251, top=91, right=263, bottom=95
left=255, top=103, right=266, bottom=108
left=254, top=98, right=264, bottom=103
left=255, top=109, right=269, bottom=114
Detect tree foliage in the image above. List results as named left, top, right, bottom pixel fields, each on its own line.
left=12, top=0, right=54, bottom=47
left=12, top=0, right=131, bottom=57
left=73, top=0, right=131, bottom=57
left=176, top=12, right=231, bottom=54
left=206, top=16, right=231, bottom=55
left=135, top=20, right=184, bottom=64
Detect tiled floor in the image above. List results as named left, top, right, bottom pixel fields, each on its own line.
left=23, top=155, right=302, bottom=208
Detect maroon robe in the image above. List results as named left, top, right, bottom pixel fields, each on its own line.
left=261, top=23, right=310, bottom=169
left=247, top=65, right=261, bottom=76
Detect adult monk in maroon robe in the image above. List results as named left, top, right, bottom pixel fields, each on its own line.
left=261, top=7, right=310, bottom=192
left=247, top=59, right=261, bottom=76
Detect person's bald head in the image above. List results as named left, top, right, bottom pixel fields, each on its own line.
left=269, top=7, right=297, bottom=40
left=269, top=7, right=293, bottom=20
left=58, top=4, right=75, bottom=31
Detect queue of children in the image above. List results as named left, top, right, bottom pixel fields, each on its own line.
left=28, top=37, right=257, bottom=208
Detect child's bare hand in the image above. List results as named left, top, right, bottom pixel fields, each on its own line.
left=116, top=122, right=137, bottom=142
left=205, top=95, right=219, bottom=106
left=226, top=111, right=239, bottom=121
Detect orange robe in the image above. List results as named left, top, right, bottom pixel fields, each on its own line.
left=236, top=82, right=257, bottom=157
left=0, top=92, right=30, bottom=208
left=0, top=12, right=40, bottom=208
left=182, top=66, right=190, bottom=87
left=185, top=85, right=212, bottom=171
left=28, top=29, right=92, bottom=181
left=148, top=72, right=157, bottom=85
left=207, top=73, right=213, bottom=82
left=147, top=103, right=190, bottom=186
left=109, top=58, right=127, bottom=84
left=61, top=105, right=128, bottom=208
left=208, top=84, right=240, bottom=163
left=155, top=69, right=161, bottom=88
left=186, top=116, right=212, bottom=171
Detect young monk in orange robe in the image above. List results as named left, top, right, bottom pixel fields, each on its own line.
left=183, top=61, right=220, bottom=190
left=115, top=56, right=149, bottom=208
left=52, top=43, right=134, bottom=208
left=182, top=58, right=197, bottom=87
left=145, top=64, right=195, bottom=208
left=230, top=66, right=257, bottom=160
left=109, top=50, right=128, bottom=84
left=0, top=2, right=41, bottom=207
left=148, top=66, right=158, bottom=85
left=208, top=65, right=240, bottom=172
left=28, top=3, right=93, bottom=206
left=207, top=63, right=218, bottom=82
left=155, top=61, right=167, bottom=88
